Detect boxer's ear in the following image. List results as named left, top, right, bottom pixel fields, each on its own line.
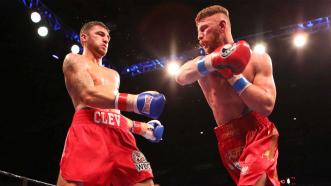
left=219, top=20, right=226, bottom=32
left=80, top=33, right=88, bottom=43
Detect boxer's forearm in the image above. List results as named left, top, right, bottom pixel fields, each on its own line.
left=79, top=85, right=117, bottom=109
left=176, top=57, right=205, bottom=85
left=122, top=115, right=164, bottom=143
left=122, top=115, right=134, bottom=130
left=122, top=115, right=150, bottom=135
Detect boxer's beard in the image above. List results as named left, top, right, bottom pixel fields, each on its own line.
left=93, top=43, right=107, bottom=57
left=206, top=31, right=222, bottom=54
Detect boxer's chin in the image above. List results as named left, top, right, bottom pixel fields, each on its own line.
left=205, top=46, right=214, bottom=54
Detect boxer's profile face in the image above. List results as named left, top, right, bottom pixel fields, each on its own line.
left=197, top=14, right=224, bottom=54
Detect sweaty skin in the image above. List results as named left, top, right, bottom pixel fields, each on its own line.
left=62, top=26, right=151, bottom=137
left=176, top=9, right=279, bottom=186
left=198, top=53, right=275, bottom=125
left=58, top=24, right=155, bottom=186
left=63, top=53, right=120, bottom=112
left=176, top=13, right=276, bottom=125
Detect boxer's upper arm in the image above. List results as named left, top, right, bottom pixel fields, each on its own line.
left=252, top=53, right=276, bottom=100
left=176, top=56, right=203, bottom=85
left=63, top=54, right=94, bottom=97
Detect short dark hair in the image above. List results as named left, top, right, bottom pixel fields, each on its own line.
left=80, top=21, right=110, bottom=36
left=195, top=5, right=229, bottom=23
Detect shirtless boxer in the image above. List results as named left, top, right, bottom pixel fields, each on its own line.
left=176, top=5, right=280, bottom=186
left=57, top=21, right=165, bottom=186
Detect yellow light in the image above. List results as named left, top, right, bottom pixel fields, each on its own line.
left=166, top=62, right=180, bottom=76
left=293, top=33, right=307, bottom=48
left=253, top=43, right=266, bottom=53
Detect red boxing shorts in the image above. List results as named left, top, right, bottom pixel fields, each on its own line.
left=214, top=112, right=280, bottom=186
left=60, top=109, right=153, bottom=186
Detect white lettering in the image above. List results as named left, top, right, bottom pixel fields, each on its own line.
left=94, top=111, right=101, bottom=123
left=101, top=112, right=108, bottom=124
left=107, top=113, right=115, bottom=126
left=135, top=163, right=151, bottom=172
left=93, top=111, right=121, bottom=127
left=142, top=96, right=152, bottom=114
left=115, top=115, right=120, bottom=126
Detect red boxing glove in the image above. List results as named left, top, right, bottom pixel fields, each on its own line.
left=210, top=40, right=251, bottom=74
left=218, top=68, right=233, bottom=79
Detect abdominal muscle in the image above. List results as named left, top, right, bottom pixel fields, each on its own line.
left=199, top=72, right=249, bottom=125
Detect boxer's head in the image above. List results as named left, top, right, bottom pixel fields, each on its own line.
left=195, top=5, right=232, bottom=54
left=80, top=21, right=110, bottom=56
left=195, top=5, right=230, bottom=24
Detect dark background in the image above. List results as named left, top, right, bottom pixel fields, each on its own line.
left=1, top=0, right=331, bottom=185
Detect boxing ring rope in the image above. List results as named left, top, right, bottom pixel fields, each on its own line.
left=0, top=170, right=55, bottom=186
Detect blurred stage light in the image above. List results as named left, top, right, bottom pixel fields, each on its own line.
left=19, top=1, right=331, bottom=77
left=37, top=26, right=48, bottom=37
left=253, top=43, right=266, bottom=53
left=52, top=54, right=59, bottom=60
left=166, top=62, right=180, bottom=76
left=71, top=44, right=80, bottom=54
left=198, top=47, right=206, bottom=55
left=293, top=33, right=307, bottom=48
left=286, top=178, right=291, bottom=184
left=280, top=176, right=296, bottom=185
left=30, top=12, right=41, bottom=23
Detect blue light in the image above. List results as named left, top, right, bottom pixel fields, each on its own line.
left=306, top=21, right=313, bottom=27
left=198, top=47, right=206, bottom=55
left=20, top=0, right=77, bottom=41
left=315, top=17, right=324, bottom=24
left=19, top=0, right=331, bottom=78
left=297, top=23, right=304, bottom=29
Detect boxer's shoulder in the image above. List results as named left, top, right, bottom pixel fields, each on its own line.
left=64, top=53, right=81, bottom=64
left=63, top=53, right=89, bottom=72
left=102, top=66, right=119, bottom=76
left=249, top=52, right=272, bottom=68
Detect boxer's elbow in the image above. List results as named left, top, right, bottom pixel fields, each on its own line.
left=175, top=62, right=200, bottom=85
left=175, top=74, right=189, bottom=86
left=80, top=88, right=98, bottom=105
left=260, top=106, right=273, bottom=116
left=260, top=98, right=275, bottom=116
left=175, top=71, right=195, bottom=86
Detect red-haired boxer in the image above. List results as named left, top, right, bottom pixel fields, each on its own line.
left=176, top=5, right=280, bottom=186
left=57, top=21, right=165, bottom=186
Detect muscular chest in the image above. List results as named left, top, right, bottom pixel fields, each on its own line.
left=200, top=65, right=254, bottom=103
left=88, top=65, right=119, bottom=90
left=200, top=73, right=233, bottom=102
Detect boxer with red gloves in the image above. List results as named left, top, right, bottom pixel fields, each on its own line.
left=196, top=40, right=251, bottom=75
left=176, top=5, right=279, bottom=186
left=196, top=40, right=252, bottom=95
